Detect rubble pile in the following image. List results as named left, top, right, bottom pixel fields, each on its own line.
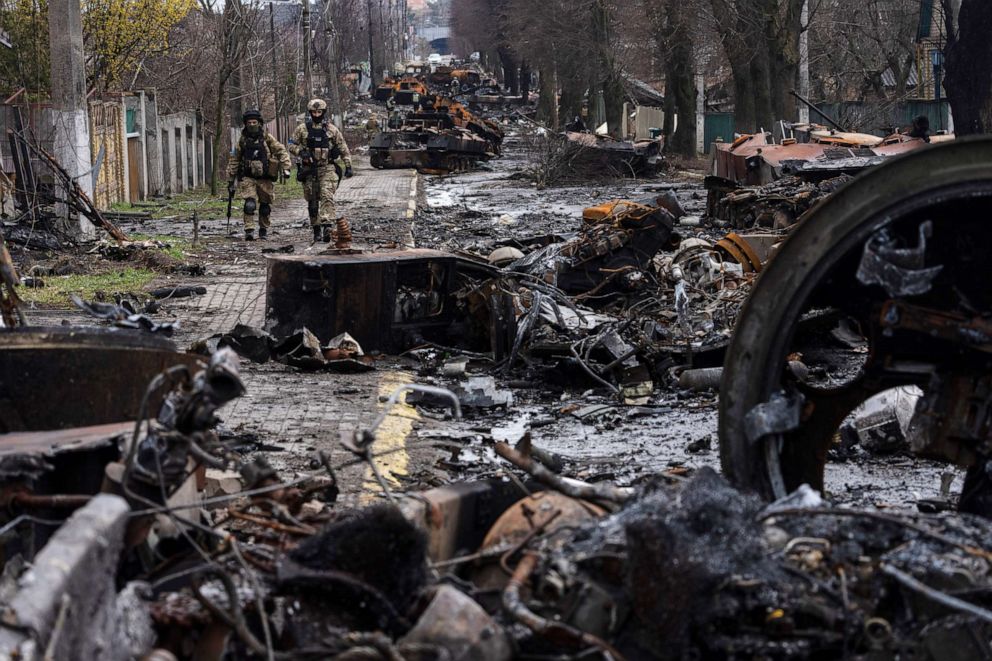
left=447, top=194, right=763, bottom=398
left=5, top=391, right=991, bottom=661
left=705, top=173, right=853, bottom=229
left=515, top=468, right=992, bottom=659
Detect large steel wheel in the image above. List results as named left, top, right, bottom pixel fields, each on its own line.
left=719, top=137, right=992, bottom=505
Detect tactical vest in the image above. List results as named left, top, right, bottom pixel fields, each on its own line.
left=240, top=134, right=275, bottom=180
left=305, top=120, right=341, bottom=164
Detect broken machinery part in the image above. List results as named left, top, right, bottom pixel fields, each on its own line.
left=718, top=136, right=992, bottom=516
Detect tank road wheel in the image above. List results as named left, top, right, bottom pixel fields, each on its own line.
left=719, top=137, right=992, bottom=511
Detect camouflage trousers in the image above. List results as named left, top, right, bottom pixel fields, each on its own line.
left=303, top=165, right=339, bottom=226
left=237, top=177, right=274, bottom=231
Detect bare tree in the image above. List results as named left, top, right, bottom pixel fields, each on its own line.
left=708, top=0, right=804, bottom=132
left=640, top=0, right=698, bottom=156
left=807, top=0, right=920, bottom=103
left=198, top=0, right=260, bottom=195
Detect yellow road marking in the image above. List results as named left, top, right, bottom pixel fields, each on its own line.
left=360, top=370, right=418, bottom=503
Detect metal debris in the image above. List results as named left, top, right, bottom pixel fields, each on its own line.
left=856, top=220, right=944, bottom=297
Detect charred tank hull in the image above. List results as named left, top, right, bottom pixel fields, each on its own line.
left=370, top=128, right=495, bottom=173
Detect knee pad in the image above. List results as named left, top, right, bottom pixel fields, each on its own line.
left=308, top=200, right=319, bottom=216
left=259, top=202, right=271, bottom=217
left=243, top=197, right=257, bottom=215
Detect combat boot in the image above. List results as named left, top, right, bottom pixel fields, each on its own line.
left=258, top=226, right=268, bottom=239
left=312, top=225, right=321, bottom=242
left=322, top=224, right=332, bottom=243
left=245, top=229, right=255, bottom=241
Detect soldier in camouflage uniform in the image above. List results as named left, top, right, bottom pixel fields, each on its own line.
left=226, top=109, right=292, bottom=241
left=289, top=99, right=354, bottom=243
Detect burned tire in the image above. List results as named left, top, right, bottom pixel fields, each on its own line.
left=719, top=137, right=992, bottom=501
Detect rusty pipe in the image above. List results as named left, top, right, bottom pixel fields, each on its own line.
left=494, top=441, right=633, bottom=505
left=11, top=493, right=92, bottom=509
left=789, top=89, right=846, bottom=132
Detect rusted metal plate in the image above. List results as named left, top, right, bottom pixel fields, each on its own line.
left=873, top=136, right=930, bottom=156
left=716, top=233, right=764, bottom=273
left=808, top=130, right=883, bottom=147
left=398, top=479, right=539, bottom=562
left=0, top=420, right=134, bottom=458
left=715, top=132, right=946, bottom=185
left=265, top=250, right=492, bottom=354
left=0, top=327, right=201, bottom=432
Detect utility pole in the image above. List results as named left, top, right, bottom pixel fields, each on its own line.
left=400, top=0, right=406, bottom=60
left=367, top=0, right=376, bottom=85
left=798, top=0, right=810, bottom=124
left=377, top=0, right=385, bottom=77
left=323, top=0, right=343, bottom=129
left=47, top=0, right=94, bottom=236
left=387, top=0, right=394, bottom=69
left=269, top=3, right=281, bottom=140
left=302, top=0, right=313, bottom=100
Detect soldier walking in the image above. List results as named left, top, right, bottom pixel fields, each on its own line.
left=289, top=99, right=354, bottom=244
left=226, top=109, right=292, bottom=241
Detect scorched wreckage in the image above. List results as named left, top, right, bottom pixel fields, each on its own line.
left=3, top=0, right=992, bottom=659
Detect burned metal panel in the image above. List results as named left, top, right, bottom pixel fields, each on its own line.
left=265, top=250, right=482, bottom=353
left=0, top=495, right=150, bottom=661
left=0, top=328, right=200, bottom=433
left=0, top=421, right=132, bottom=462
left=398, top=479, right=543, bottom=562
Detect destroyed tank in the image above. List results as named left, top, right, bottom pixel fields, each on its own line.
left=392, top=77, right=429, bottom=106
left=370, top=97, right=504, bottom=174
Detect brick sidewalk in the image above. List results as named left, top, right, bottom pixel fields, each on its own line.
left=177, top=161, right=425, bottom=493
left=157, top=158, right=418, bottom=344
left=31, top=161, right=429, bottom=496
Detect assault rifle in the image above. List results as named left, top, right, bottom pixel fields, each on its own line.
left=225, top=179, right=235, bottom=236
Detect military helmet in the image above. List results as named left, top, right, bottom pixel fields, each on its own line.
left=307, top=98, right=328, bottom=112
left=242, top=108, right=263, bottom=123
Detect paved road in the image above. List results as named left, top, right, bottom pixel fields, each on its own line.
left=30, top=160, right=438, bottom=499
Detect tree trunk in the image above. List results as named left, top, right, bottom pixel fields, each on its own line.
left=662, top=83, right=676, bottom=144
left=537, top=64, right=557, bottom=127
left=668, top=49, right=697, bottom=156
left=498, top=46, right=519, bottom=95
left=664, top=0, right=697, bottom=157
left=766, top=0, right=802, bottom=122
left=710, top=0, right=758, bottom=133
left=519, top=59, right=531, bottom=102
left=590, top=0, right=623, bottom=135
left=731, top=61, right=756, bottom=133
left=603, top=72, right=625, bottom=138
left=944, top=0, right=992, bottom=134
left=750, top=45, right=775, bottom=134
left=559, top=68, right=584, bottom=126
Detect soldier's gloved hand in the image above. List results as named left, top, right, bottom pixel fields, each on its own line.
left=344, top=166, right=354, bottom=178
left=227, top=180, right=236, bottom=196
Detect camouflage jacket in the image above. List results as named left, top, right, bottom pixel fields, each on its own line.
left=226, top=131, right=291, bottom=180
left=289, top=119, right=353, bottom=168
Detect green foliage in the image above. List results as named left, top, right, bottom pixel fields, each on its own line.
left=19, top=267, right=155, bottom=307
left=0, top=0, right=195, bottom=95
left=0, top=0, right=51, bottom=96
left=84, top=0, right=196, bottom=89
